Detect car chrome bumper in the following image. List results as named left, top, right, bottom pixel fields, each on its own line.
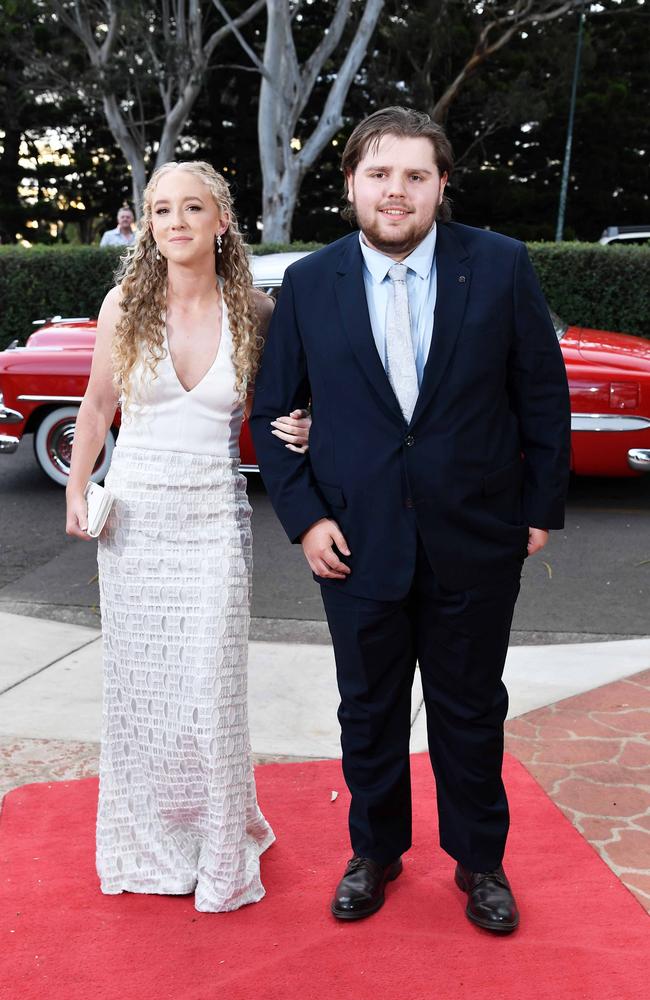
left=0, top=404, right=24, bottom=424
left=0, top=434, right=20, bottom=453
left=628, top=448, right=650, bottom=472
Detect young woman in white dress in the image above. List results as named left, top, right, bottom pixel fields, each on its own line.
left=65, top=161, right=309, bottom=912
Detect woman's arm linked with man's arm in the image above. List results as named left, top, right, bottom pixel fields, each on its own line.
left=247, top=286, right=311, bottom=451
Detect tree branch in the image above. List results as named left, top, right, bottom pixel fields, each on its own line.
left=431, top=0, right=580, bottom=122
left=300, top=0, right=352, bottom=98
left=205, top=0, right=266, bottom=63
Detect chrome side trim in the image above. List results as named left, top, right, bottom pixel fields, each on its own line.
left=17, top=395, right=84, bottom=403
left=32, top=316, right=90, bottom=326
left=0, top=405, right=24, bottom=424
left=571, top=413, right=650, bottom=433
left=18, top=346, right=68, bottom=352
left=0, top=434, right=20, bottom=453
left=628, top=448, right=650, bottom=472
left=238, top=464, right=260, bottom=473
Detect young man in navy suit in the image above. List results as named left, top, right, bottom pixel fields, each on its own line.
left=250, top=108, right=570, bottom=933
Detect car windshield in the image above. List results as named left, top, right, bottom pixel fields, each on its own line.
left=549, top=309, right=568, bottom=341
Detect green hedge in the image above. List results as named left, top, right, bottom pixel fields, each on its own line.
left=1, top=241, right=648, bottom=351
left=0, top=246, right=123, bottom=349
left=247, top=241, right=324, bottom=256
left=528, top=242, right=650, bottom=342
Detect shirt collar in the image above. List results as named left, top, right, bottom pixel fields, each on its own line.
left=359, top=223, right=437, bottom=283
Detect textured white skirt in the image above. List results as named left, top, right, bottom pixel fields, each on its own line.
left=96, top=446, right=274, bottom=912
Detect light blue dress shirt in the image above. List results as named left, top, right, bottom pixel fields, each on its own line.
left=359, top=224, right=438, bottom=387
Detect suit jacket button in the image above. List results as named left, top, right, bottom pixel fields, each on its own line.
left=405, top=498, right=414, bottom=508
left=405, top=435, right=414, bottom=447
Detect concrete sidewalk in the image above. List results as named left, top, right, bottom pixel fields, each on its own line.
left=1, top=610, right=649, bottom=911
left=2, top=610, right=649, bottom=755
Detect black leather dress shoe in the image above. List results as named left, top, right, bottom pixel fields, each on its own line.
left=455, top=863, right=519, bottom=933
left=331, top=856, right=403, bottom=920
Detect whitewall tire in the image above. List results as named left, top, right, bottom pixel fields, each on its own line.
left=33, top=406, right=114, bottom=487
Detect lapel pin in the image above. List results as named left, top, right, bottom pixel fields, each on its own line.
left=458, top=275, right=466, bottom=283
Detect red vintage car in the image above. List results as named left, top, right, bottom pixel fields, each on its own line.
left=1, top=253, right=649, bottom=484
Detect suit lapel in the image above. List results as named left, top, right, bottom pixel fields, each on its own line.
left=410, top=223, right=471, bottom=427
left=334, top=236, right=405, bottom=425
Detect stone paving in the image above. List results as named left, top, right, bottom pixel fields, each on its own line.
left=2, top=669, right=649, bottom=917
left=0, top=737, right=99, bottom=800
left=505, top=666, right=650, bottom=913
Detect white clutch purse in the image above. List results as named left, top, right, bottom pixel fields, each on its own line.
left=84, top=481, right=115, bottom=538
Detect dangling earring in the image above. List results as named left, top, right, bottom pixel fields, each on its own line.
left=216, top=234, right=223, bottom=255
left=155, top=245, right=161, bottom=261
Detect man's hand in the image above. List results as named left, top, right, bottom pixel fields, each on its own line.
left=527, top=526, right=549, bottom=557
left=300, top=518, right=351, bottom=579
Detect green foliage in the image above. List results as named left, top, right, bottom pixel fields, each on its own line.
left=251, top=242, right=325, bottom=256
left=528, top=243, right=650, bottom=340
left=1, top=241, right=648, bottom=351
left=2, top=1, right=648, bottom=246
left=0, top=246, right=123, bottom=347
left=0, top=2, right=132, bottom=245
left=335, top=1, right=650, bottom=244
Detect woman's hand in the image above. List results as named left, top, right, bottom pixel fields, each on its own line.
left=270, top=408, right=311, bottom=453
left=66, top=490, right=91, bottom=540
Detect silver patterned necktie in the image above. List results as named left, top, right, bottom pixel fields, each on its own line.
left=386, top=262, right=419, bottom=423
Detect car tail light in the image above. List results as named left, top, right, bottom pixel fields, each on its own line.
left=610, top=382, right=639, bottom=409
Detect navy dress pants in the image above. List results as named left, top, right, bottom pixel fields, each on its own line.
left=320, top=540, right=522, bottom=872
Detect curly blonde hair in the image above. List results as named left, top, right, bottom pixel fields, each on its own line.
left=112, top=161, right=260, bottom=405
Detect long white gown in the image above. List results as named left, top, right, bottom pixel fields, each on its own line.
left=96, top=293, right=274, bottom=912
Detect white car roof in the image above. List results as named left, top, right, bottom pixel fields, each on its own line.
left=250, top=251, right=311, bottom=285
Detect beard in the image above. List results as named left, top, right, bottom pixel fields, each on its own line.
left=353, top=203, right=438, bottom=258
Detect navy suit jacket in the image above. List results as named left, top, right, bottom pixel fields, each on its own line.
left=250, top=223, right=571, bottom=598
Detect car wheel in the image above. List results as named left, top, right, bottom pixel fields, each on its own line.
left=33, top=406, right=114, bottom=487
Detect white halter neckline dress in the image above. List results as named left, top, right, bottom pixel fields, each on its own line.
left=96, top=294, right=274, bottom=912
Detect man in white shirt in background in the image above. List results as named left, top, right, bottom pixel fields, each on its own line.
left=99, top=206, right=135, bottom=247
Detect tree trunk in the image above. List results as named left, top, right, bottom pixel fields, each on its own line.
left=261, top=177, right=300, bottom=244
left=154, top=80, right=203, bottom=171
left=129, top=159, right=148, bottom=217
left=101, top=93, right=147, bottom=215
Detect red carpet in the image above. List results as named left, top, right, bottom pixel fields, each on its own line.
left=1, top=753, right=647, bottom=1000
